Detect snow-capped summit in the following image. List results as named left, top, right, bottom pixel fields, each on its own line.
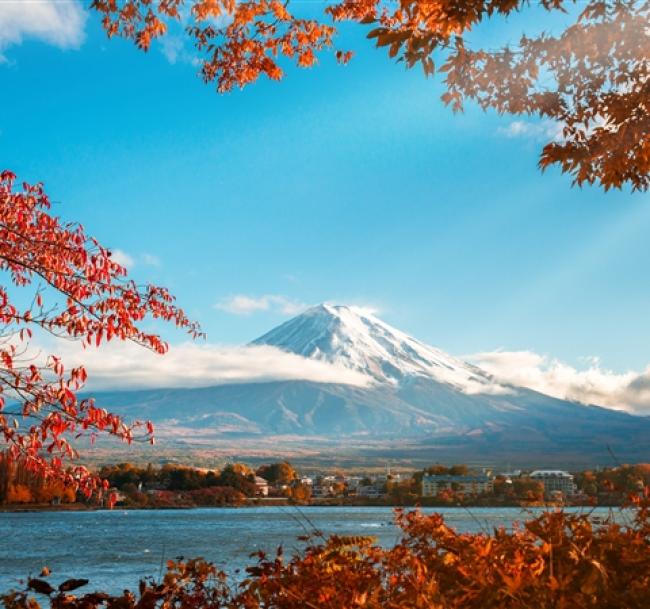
left=252, top=303, right=505, bottom=394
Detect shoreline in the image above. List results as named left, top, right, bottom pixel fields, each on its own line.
left=0, top=500, right=614, bottom=513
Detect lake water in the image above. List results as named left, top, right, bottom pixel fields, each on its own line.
left=0, top=506, right=620, bottom=593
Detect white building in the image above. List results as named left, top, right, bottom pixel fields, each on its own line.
left=254, top=476, right=269, bottom=497
left=421, top=474, right=493, bottom=497
left=529, top=470, right=576, bottom=498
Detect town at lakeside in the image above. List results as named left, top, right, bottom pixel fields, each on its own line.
left=2, top=457, right=648, bottom=511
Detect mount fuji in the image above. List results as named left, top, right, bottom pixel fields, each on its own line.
left=93, top=304, right=650, bottom=465
left=252, top=304, right=505, bottom=393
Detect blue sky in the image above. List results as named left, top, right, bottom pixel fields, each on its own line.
left=1, top=0, right=649, bottom=382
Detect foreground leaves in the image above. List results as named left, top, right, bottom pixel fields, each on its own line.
left=91, top=1, right=649, bottom=191
left=5, top=501, right=650, bottom=609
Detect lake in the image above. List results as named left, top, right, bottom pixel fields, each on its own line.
left=0, top=506, right=620, bottom=594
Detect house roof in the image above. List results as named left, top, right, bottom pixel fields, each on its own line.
left=422, top=474, right=491, bottom=483
left=529, top=470, right=573, bottom=478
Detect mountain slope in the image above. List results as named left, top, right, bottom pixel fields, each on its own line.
left=92, top=304, right=650, bottom=464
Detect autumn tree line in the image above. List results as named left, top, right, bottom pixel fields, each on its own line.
left=0, top=455, right=76, bottom=505
left=107, top=461, right=650, bottom=508
left=79, top=461, right=307, bottom=507
left=385, top=464, right=650, bottom=507
left=5, top=457, right=649, bottom=509
left=0, top=458, right=311, bottom=507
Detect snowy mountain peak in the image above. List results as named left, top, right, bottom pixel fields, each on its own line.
left=252, top=304, right=506, bottom=394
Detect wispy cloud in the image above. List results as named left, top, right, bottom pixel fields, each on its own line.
left=497, top=119, right=563, bottom=142
left=467, top=349, right=650, bottom=414
left=159, top=34, right=200, bottom=66
left=141, top=253, right=161, bottom=267
left=44, top=339, right=370, bottom=390
left=160, top=35, right=184, bottom=64
left=347, top=304, right=381, bottom=317
left=109, top=250, right=162, bottom=269
left=215, top=294, right=307, bottom=316
left=156, top=8, right=202, bottom=67
left=0, top=0, right=87, bottom=59
left=111, top=249, right=135, bottom=269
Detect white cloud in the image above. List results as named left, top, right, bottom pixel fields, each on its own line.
left=216, top=295, right=268, bottom=315
left=45, top=339, right=370, bottom=390
left=160, top=34, right=183, bottom=64
left=348, top=304, right=381, bottom=317
left=467, top=349, right=650, bottom=414
left=141, top=253, right=161, bottom=267
left=215, top=294, right=307, bottom=316
left=158, top=31, right=200, bottom=66
left=497, top=119, right=563, bottom=142
left=111, top=249, right=135, bottom=269
left=108, top=251, right=161, bottom=268
left=0, top=0, right=87, bottom=58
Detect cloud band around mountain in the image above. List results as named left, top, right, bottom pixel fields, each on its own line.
left=48, top=340, right=371, bottom=390
left=468, top=350, right=650, bottom=415
left=20, top=337, right=650, bottom=415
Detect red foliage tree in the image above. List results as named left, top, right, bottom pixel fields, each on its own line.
left=90, top=0, right=649, bottom=192
left=0, top=171, right=202, bottom=497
